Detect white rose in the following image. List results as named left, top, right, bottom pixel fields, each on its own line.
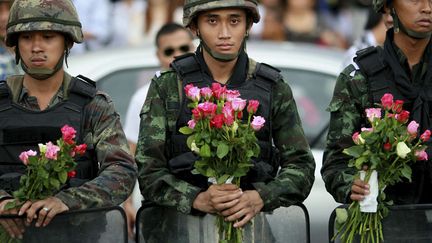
left=396, top=142, right=411, bottom=159
left=191, top=142, right=200, bottom=154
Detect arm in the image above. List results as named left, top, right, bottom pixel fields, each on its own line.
left=252, top=81, right=316, bottom=211
left=55, top=93, right=137, bottom=210
left=136, top=73, right=202, bottom=214
left=321, top=66, right=370, bottom=203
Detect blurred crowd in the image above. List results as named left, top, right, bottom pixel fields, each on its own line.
left=70, top=0, right=378, bottom=54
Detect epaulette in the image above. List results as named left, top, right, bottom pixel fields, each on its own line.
left=354, top=46, right=386, bottom=77
left=253, top=62, right=281, bottom=83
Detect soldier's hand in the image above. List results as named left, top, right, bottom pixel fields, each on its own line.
left=0, top=199, right=25, bottom=239
left=123, top=196, right=137, bottom=240
left=22, top=196, right=69, bottom=227
left=192, top=184, right=242, bottom=214
left=221, top=190, right=263, bottom=228
left=350, top=178, right=370, bottom=201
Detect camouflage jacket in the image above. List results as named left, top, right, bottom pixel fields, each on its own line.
left=136, top=54, right=315, bottom=214
left=322, top=36, right=432, bottom=204
left=0, top=72, right=137, bottom=210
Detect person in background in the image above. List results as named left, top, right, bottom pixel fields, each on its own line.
left=342, top=7, right=393, bottom=68
left=71, top=0, right=112, bottom=54
left=0, top=0, right=136, bottom=239
left=323, top=0, right=432, bottom=212
left=122, top=22, right=195, bottom=240
left=109, top=0, right=146, bottom=48
left=135, top=0, right=315, bottom=241
left=0, top=0, right=19, bottom=80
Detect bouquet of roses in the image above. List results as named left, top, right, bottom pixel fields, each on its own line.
left=179, top=83, right=265, bottom=243
left=334, top=93, right=430, bottom=243
left=0, top=125, right=87, bottom=243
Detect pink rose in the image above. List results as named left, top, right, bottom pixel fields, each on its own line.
left=45, top=142, right=60, bottom=160
left=247, top=100, right=259, bottom=114
left=365, top=108, right=381, bottom=123
left=184, top=84, right=194, bottom=95
left=188, top=119, right=196, bottom=129
left=361, top=127, right=373, bottom=133
left=222, top=103, right=234, bottom=126
left=186, top=86, right=201, bottom=102
left=420, top=130, right=431, bottom=142
left=251, top=116, right=265, bottom=131
left=415, top=150, right=428, bottom=161
left=407, top=121, right=419, bottom=137
left=200, top=87, right=213, bottom=100
left=198, top=102, right=217, bottom=118
left=61, top=125, right=76, bottom=145
left=380, top=93, right=393, bottom=110
left=19, top=150, right=37, bottom=165
left=352, top=132, right=363, bottom=145
left=192, top=107, right=202, bottom=120
left=225, top=90, right=241, bottom=102
left=231, top=98, right=247, bottom=111
left=211, top=83, right=227, bottom=100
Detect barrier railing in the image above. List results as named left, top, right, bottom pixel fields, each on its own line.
left=136, top=202, right=310, bottom=243
left=0, top=206, right=127, bottom=243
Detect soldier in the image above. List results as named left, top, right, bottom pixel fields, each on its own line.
left=322, top=0, right=432, bottom=206
left=136, top=0, right=315, bottom=241
left=0, top=0, right=137, bottom=239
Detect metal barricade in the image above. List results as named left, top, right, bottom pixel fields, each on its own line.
left=328, top=204, right=432, bottom=243
left=136, top=203, right=310, bottom=243
left=0, top=206, right=127, bottom=243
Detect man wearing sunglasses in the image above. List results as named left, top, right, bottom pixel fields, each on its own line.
left=122, top=22, right=195, bottom=240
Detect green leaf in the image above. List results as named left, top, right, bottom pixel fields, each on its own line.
left=354, top=156, right=368, bottom=169
left=200, top=144, right=211, bottom=158
left=59, top=171, right=67, bottom=184
left=179, top=126, right=193, bottom=135
left=217, top=174, right=231, bottom=184
left=50, top=178, right=60, bottom=189
left=401, top=166, right=412, bottom=182
left=335, top=208, right=348, bottom=224
left=343, top=146, right=365, bottom=158
left=216, top=143, right=229, bottom=159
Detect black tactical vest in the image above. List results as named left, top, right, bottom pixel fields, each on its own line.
left=0, top=75, right=97, bottom=194
left=354, top=46, right=432, bottom=204
left=167, top=54, right=281, bottom=189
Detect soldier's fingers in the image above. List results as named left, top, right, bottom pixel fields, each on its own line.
left=211, top=190, right=242, bottom=205
left=350, top=193, right=365, bottom=202
left=214, top=198, right=239, bottom=212
left=40, top=209, right=57, bottom=227
left=233, top=213, right=253, bottom=228
left=0, top=219, right=23, bottom=239
left=351, top=184, right=369, bottom=195
left=18, top=201, right=32, bottom=216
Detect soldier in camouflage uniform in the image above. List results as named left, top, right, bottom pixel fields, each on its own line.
left=136, top=0, right=315, bottom=241
left=0, top=0, right=19, bottom=80
left=322, top=0, right=432, bottom=205
left=0, top=0, right=137, bottom=239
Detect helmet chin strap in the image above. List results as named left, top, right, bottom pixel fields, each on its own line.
left=198, top=30, right=248, bottom=62
left=20, top=53, right=65, bottom=80
left=392, top=7, right=432, bottom=39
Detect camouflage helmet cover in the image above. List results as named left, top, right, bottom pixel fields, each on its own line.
left=183, top=0, right=260, bottom=27
left=6, top=0, right=83, bottom=47
left=373, top=0, right=392, bottom=13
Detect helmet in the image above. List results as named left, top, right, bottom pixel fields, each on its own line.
left=183, top=0, right=260, bottom=27
left=373, top=0, right=391, bottom=13
left=6, top=0, right=83, bottom=47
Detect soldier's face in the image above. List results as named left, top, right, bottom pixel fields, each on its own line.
left=156, top=29, right=194, bottom=70
left=18, top=31, right=65, bottom=70
left=194, top=8, right=250, bottom=56
left=393, top=0, right=432, bottom=33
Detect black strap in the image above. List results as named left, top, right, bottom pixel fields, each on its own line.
left=171, top=53, right=204, bottom=87
left=0, top=80, right=11, bottom=110
left=68, top=75, right=96, bottom=108
left=253, top=63, right=281, bottom=84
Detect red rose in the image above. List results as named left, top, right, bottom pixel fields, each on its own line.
left=396, top=110, right=410, bottom=123
left=392, top=100, right=404, bottom=113
left=210, top=114, right=224, bottom=129
left=74, top=144, right=87, bottom=156
left=67, top=170, right=77, bottom=178
left=420, top=130, right=431, bottom=142
left=380, top=93, right=393, bottom=110
left=61, top=125, right=76, bottom=145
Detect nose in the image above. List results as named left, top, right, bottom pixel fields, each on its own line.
left=421, top=0, right=432, bottom=14
left=31, top=35, right=43, bottom=53
left=218, top=22, right=231, bottom=39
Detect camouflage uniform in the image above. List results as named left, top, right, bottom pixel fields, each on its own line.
left=135, top=52, right=315, bottom=213
left=0, top=0, right=137, bottom=209
left=0, top=72, right=137, bottom=209
left=322, top=28, right=432, bottom=204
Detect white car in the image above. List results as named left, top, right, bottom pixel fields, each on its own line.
left=67, top=41, right=343, bottom=243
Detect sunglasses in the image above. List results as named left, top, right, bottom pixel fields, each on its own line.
left=163, top=45, right=190, bottom=57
